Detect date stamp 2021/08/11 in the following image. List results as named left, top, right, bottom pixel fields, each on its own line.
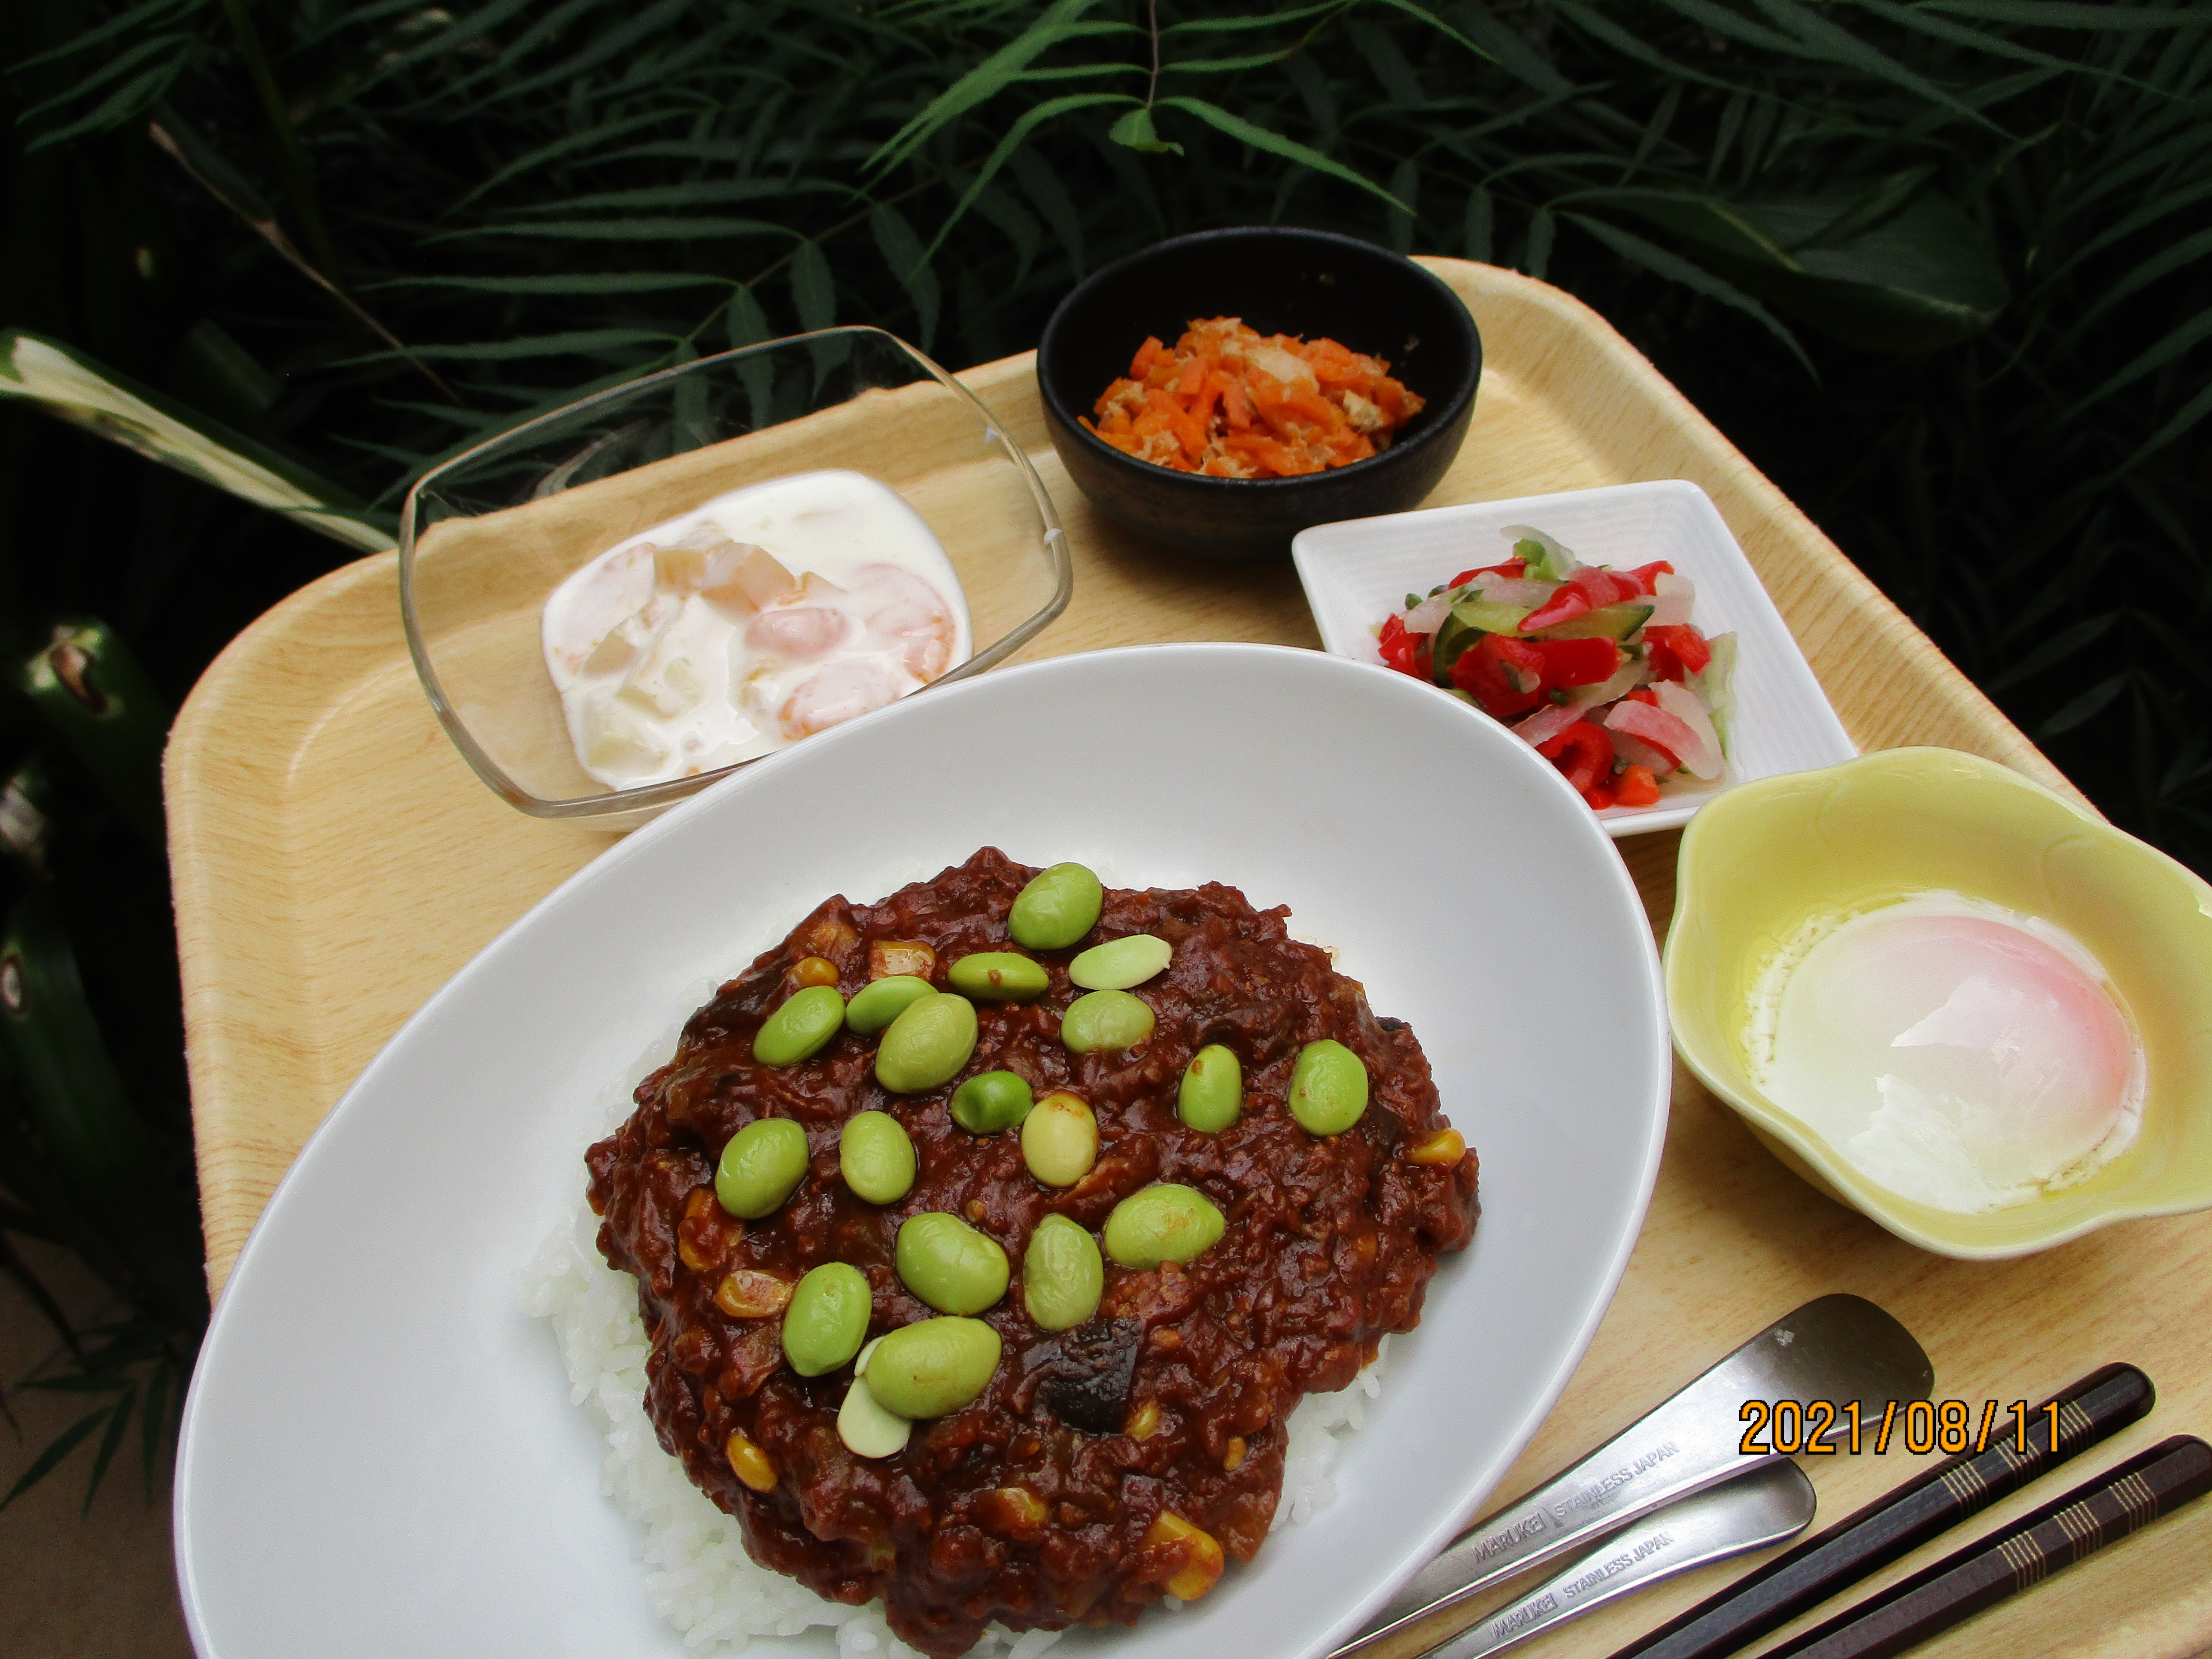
left=1740, top=1398, right=2069, bottom=1458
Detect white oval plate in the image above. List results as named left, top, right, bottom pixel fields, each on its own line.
left=1292, top=480, right=1858, bottom=837
left=175, top=643, right=1669, bottom=1659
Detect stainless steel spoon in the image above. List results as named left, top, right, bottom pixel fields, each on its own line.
left=1422, top=1460, right=1818, bottom=1659
left=1332, top=1294, right=1932, bottom=1659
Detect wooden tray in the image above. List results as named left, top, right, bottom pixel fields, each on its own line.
left=165, top=260, right=2212, bottom=1659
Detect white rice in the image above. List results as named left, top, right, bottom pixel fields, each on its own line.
left=518, top=990, right=1386, bottom=1654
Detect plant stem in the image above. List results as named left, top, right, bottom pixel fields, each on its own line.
left=215, top=0, right=345, bottom=288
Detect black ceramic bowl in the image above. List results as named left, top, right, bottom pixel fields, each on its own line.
left=1037, top=227, right=1481, bottom=562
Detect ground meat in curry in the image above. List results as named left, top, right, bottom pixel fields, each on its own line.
left=586, top=848, right=1479, bottom=1656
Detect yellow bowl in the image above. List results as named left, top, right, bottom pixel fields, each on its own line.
left=1666, top=747, right=2212, bottom=1259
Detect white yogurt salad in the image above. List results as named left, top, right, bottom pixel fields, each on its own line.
left=1747, top=890, right=2146, bottom=1214
left=542, top=470, right=971, bottom=786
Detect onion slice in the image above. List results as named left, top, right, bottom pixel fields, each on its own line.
left=1564, top=658, right=1645, bottom=711
left=1401, top=591, right=1453, bottom=635
left=1609, top=728, right=1678, bottom=777
left=1652, top=682, right=1726, bottom=778
left=1472, top=574, right=1559, bottom=609
left=1511, top=702, right=1586, bottom=750
left=1604, top=700, right=1708, bottom=777
left=1647, top=574, right=1696, bottom=628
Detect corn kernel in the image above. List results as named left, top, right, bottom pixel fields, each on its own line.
left=679, top=1186, right=738, bottom=1273
left=992, top=1486, right=1049, bottom=1529
left=869, top=938, right=936, bottom=980
left=714, top=1269, right=794, bottom=1319
left=1126, top=1400, right=1160, bottom=1440
left=1222, top=1437, right=1247, bottom=1472
left=792, top=955, right=840, bottom=988
left=1408, top=1127, right=1466, bottom=1167
left=1142, top=1510, right=1224, bottom=1600
left=726, top=1429, right=778, bottom=1492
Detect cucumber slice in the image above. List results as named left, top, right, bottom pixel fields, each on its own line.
left=1501, top=524, right=1581, bottom=582
left=1689, top=632, right=1739, bottom=756
left=1527, top=602, right=1652, bottom=642
left=1430, top=598, right=1532, bottom=684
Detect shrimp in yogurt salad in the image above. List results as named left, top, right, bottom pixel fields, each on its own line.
left=541, top=470, right=971, bottom=786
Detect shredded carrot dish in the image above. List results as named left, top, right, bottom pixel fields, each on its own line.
left=1082, top=316, right=1426, bottom=478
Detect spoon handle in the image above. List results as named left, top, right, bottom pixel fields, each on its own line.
left=1425, top=1462, right=1817, bottom=1659
left=1333, top=1294, right=1931, bottom=1659
left=1611, top=1362, right=2154, bottom=1659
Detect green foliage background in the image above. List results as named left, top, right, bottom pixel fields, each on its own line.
left=0, top=0, right=2207, bottom=1499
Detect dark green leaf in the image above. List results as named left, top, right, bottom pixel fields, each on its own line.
left=1981, top=611, right=2119, bottom=692
left=1604, top=186, right=2008, bottom=352
left=2067, top=307, right=2212, bottom=417
left=0, top=1233, right=79, bottom=1357
left=866, top=0, right=1132, bottom=176
left=1917, top=2, right=2200, bottom=24
left=1154, top=97, right=1409, bottom=210
left=1109, top=106, right=1184, bottom=155
left=0, top=334, right=384, bottom=550
left=341, top=330, right=679, bottom=363
left=423, top=217, right=801, bottom=244
left=871, top=203, right=943, bottom=349
left=2039, top=672, right=2130, bottom=738
left=1564, top=212, right=1817, bottom=375
left=790, top=243, right=838, bottom=333
left=24, top=61, right=190, bottom=154
left=0, top=1407, right=111, bottom=1513
left=361, top=273, right=738, bottom=297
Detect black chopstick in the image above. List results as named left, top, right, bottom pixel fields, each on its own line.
left=1607, top=1363, right=2154, bottom=1659
left=1761, top=1434, right=2212, bottom=1658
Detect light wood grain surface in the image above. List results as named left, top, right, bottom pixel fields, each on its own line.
left=164, top=260, right=2209, bottom=1659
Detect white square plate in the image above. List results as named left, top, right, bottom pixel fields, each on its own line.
left=1291, top=480, right=1856, bottom=836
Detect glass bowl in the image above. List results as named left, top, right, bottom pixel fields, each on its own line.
left=398, top=328, right=1070, bottom=822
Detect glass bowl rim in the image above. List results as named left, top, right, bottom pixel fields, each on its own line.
left=396, top=325, right=1071, bottom=820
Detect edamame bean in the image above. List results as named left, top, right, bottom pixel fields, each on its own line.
left=1009, top=862, right=1103, bottom=951
left=1021, top=1092, right=1098, bottom=1188
left=1068, top=933, right=1172, bottom=991
left=948, top=952, right=1049, bottom=1001
left=715, top=1117, right=811, bottom=1219
left=781, top=1261, right=871, bottom=1376
left=847, top=974, right=934, bottom=1035
left=875, top=992, right=979, bottom=1092
left=1059, top=989, right=1155, bottom=1054
left=753, top=984, right=846, bottom=1066
left=837, top=1375, right=913, bottom=1458
left=1103, top=1183, right=1226, bottom=1269
left=839, top=1111, right=917, bottom=1204
left=1177, top=1045, right=1243, bottom=1132
left=1288, top=1039, right=1369, bottom=1135
left=951, top=1070, right=1035, bottom=1134
left=865, top=1317, right=1003, bottom=1418
left=895, top=1212, right=1010, bottom=1314
left=1022, top=1214, right=1104, bottom=1331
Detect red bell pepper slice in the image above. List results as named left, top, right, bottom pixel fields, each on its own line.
left=1519, top=568, right=1645, bottom=634
left=1378, top=612, right=1418, bottom=675
left=1622, top=560, right=1675, bottom=595
left=1613, top=764, right=1662, bottom=806
left=1643, top=623, right=1711, bottom=682
left=1450, top=634, right=1547, bottom=718
left=1449, top=557, right=1526, bottom=587
left=1525, top=637, right=1621, bottom=689
left=1536, top=720, right=1615, bottom=795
